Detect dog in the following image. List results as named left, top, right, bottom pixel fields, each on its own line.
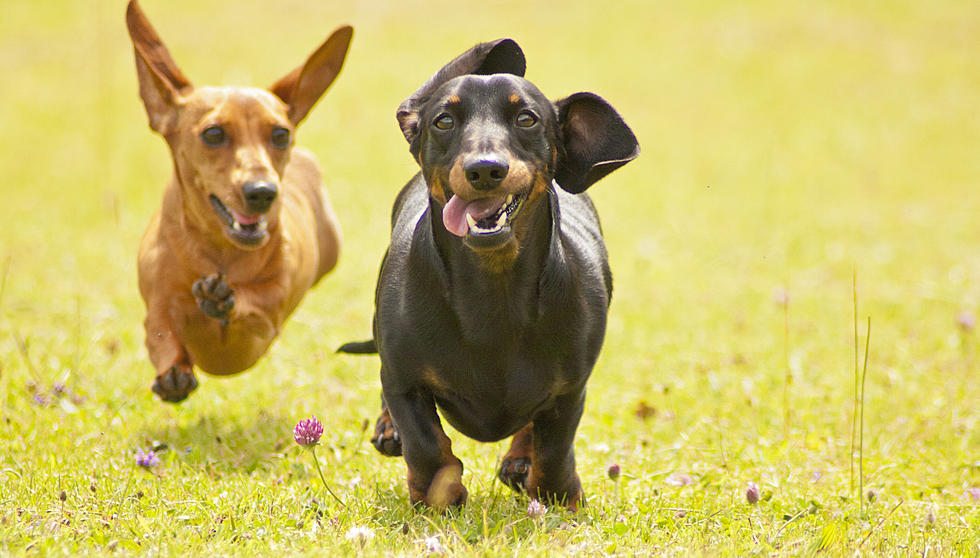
left=339, top=39, right=638, bottom=509
left=127, top=0, right=351, bottom=402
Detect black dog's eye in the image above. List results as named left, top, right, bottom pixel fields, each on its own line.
left=200, top=126, right=227, bottom=147
left=516, top=110, right=538, bottom=128
left=433, top=114, right=454, bottom=130
left=270, top=127, right=291, bottom=149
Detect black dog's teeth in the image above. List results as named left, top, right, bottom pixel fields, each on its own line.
left=466, top=192, right=527, bottom=235
left=505, top=193, right=524, bottom=216
left=476, top=213, right=501, bottom=229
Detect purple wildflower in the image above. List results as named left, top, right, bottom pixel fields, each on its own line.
left=665, top=472, right=693, bottom=487
left=745, top=481, right=760, bottom=504
left=294, top=415, right=346, bottom=508
left=608, top=463, right=621, bottom=481
left=773, top=286, right=789, bottom=307
left=134, top=449, right=161, bottom=468
left=866, top=489, right=878, bottom=503
left=422, top=535, right=446, bottom=555
left=966, top=487, right=980, bottom=502
left=957, top=312, right=976, bottom=332
left=527, top=499, right=547, bottom=518
left=294, top=416, right=324, bottom=448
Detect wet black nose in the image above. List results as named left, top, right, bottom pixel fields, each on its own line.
left=242, top=181, right=278, bottom=213
left=464, top=157, right=509, bottom=191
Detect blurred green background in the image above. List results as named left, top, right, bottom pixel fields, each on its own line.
left=1, top=0, right=978, bottom=554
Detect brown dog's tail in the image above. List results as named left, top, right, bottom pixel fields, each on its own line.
left=336, top=339, right=378, bottom=354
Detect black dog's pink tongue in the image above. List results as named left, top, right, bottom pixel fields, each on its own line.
left=442, top=195, right=505, bottom=237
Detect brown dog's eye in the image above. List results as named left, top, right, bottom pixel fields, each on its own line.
left=200, top=126, right=226, bottom=146
left=433, top=114, right=454, bottom=130
left=271, top=127, right=290, bottom=149
left=516, top=110, right=538, bottom=128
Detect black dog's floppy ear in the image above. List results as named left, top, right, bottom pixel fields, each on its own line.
left=554, top=92, right=640, bottom=194
left=396, top=39, right=526, bottom=156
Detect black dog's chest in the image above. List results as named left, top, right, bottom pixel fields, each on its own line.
left=424, top=356, right=568, bottom=442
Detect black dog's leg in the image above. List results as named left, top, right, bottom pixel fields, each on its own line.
left=526, top=390, right=586, bottom=510
left=498, top=423, right=533, bottom=491
left=370, top=398, right=403, bottom=456
left=384, top=387, right=467, bottom=509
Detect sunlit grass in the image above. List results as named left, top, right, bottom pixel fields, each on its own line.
left=1, top=0, right=978, bottom=555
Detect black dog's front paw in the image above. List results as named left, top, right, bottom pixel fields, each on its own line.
left=498, top=456, right=531, bottom=491
left=192, top=272, right=234, bottom=324
left=370, top=408, right=402, bottom=456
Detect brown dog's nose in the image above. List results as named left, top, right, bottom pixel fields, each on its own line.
left=242, top=181, right=278, bottom=213
left=464, top=157, right=509, bottom=191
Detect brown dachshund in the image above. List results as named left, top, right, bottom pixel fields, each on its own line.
left=127, top=0, right=351, bottom=402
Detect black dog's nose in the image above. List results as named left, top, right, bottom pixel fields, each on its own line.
left=464, top=157, right=509, bottom=191
left=242, top=180, right=278, bottom=213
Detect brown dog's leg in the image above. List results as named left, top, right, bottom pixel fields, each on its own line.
left=525, top=391, right=585, bottom=511
left=384, top=387, right=467, bottom=509
left=144, top=305, right=198, bottom=403
left=192, top=272, right=234, bottom=326
left=498, top=423, right=533, bottom=491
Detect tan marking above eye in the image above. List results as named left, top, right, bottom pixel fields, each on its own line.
left=509, top=94, right=520, bottom=103
left=447, top=95, right=461, bottom=104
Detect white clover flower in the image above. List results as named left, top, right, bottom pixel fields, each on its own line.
left=527, top=499, right=547, bottom=519
left=422, top=535, right=446, bottom=555
left=345, top=526, right=375, bottom=545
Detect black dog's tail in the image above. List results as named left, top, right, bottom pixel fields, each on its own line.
left=336, top=339, right=378, bottom=354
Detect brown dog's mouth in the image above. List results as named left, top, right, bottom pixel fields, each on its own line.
left=209, top=194, right=268, bottom=246
left=441, top=190, right=527, bottom=241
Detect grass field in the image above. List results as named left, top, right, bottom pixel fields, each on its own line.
left=1, top=0, right=979, bottom=555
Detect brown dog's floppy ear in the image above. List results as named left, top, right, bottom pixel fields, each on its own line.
left=396, top=39, right=526, bottom=157
left=554, top=92, right=640, bottom=194
left=125, top=0, right=192, bottom=135
left=270, top=25, right=353, bottom=126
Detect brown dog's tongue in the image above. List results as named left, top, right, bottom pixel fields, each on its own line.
left=442, top=195, right=504, bottom=237
left=232, top=210, right=262, bottom=226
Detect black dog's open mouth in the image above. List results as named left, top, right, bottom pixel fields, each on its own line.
left=442, top=190, right=528, bottom=247
left=209, top=194, right=268, bottom=246
left=466, top=192, right=526, bottom=235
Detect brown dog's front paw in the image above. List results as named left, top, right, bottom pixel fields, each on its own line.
left=152, top=364, right=199, bottom=403
left=370, top=409, right=402, bottom=456
left=498, top=456, right=531, bottom=492
left=192, top=272, right=234, bottom=324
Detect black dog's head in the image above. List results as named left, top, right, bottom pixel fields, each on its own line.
left=397, top=39, right=639, bottom=255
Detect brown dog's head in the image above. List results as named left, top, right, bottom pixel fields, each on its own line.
left=126, top=0, right=352, bottom=250
left=395, top=39, right=639, bottom=260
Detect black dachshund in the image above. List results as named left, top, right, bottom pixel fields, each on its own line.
left=340, top=39, right=638, bottom=510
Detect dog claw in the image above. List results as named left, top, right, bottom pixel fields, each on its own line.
left=152, top=364, right=198, bottom=403
left=193, top=272, right=234, bottom=321
left=371, top=410, right=403, bottom=457
left=212, top=281, right=230, bottom=300
left=498, top=456, right=532, bottom=492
